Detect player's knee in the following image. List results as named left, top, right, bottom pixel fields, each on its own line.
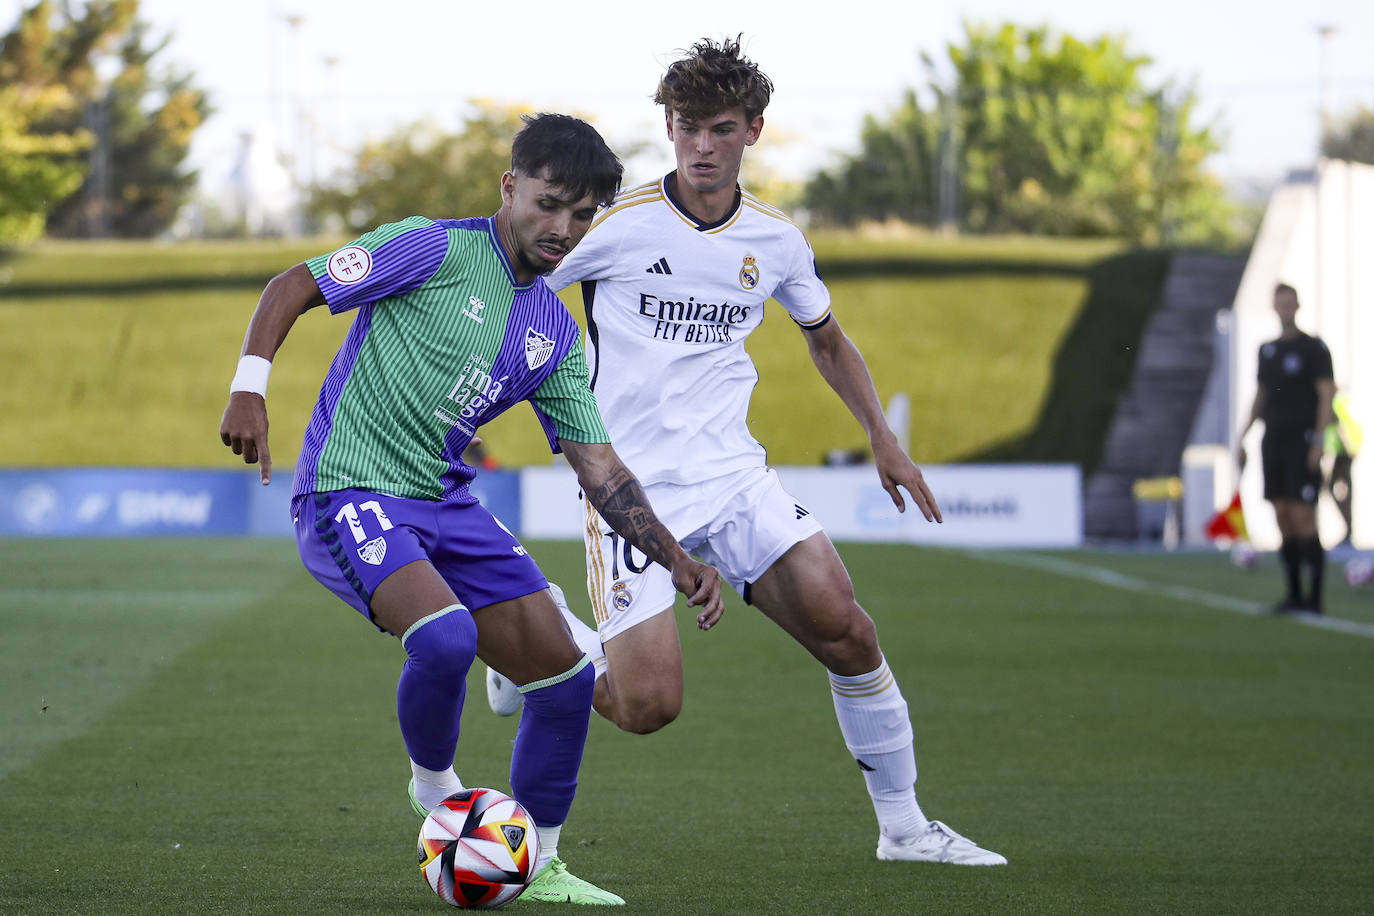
left=400, top=605, right=478, bottom=685
left=818, top=604, right=880, bottom=672
left=613, top=689, right=680, bottom=735
left=845, top=609, right=879, bottom=655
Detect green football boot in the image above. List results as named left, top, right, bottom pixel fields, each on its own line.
left=407, top=779, right=427, bottom=818
left=519, top=857, right=625, bottom=906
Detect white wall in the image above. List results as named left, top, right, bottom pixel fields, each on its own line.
left=522, top=464, right=1083, bottom=548
left=1232, top=160, right=1374, bottom=549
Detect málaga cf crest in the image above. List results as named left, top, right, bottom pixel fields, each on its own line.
left=358, top=536, right=387, bottom=566
left=525, top=327, right=556, bottom=370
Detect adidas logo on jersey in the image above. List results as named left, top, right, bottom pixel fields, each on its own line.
left=795, top=504, right=810, bottom=520
left=645, top=257, right=672, bottom=275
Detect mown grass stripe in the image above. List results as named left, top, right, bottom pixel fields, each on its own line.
left=978, top=549, right=1374, bottom=638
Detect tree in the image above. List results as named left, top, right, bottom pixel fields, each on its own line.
left=308, top=103, right=530, bottom=233
left=0, top=0, right=210, bottom=238
left=0, top=84, right=89, bottom=243
left=803, top=87, right=944, bottom=227
left=1323, top=106, right=1374, bottom=165
left=804, top=23, right=1233, bottom=245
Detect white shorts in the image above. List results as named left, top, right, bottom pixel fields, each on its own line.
left=581, top=467, right=824, bottom=641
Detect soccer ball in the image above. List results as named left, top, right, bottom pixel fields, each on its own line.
left=417, top=788, right=540, bottom=909
left=1230, top=542, right=1258, bottom=569
left=1346, top=557, right=1374, bottom=589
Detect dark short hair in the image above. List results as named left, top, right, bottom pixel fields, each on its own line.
left=510, top=113, right=623, bottom=208
left=655, top=35, right=773, bottom=122
left=1274, top=282, right=1299, bottom=300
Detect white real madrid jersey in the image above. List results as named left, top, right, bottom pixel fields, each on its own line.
left=547, top=174, right=832, bottom=486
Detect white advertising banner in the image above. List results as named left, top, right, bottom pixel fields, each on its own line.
left=520, top=466, right=588, bottom=539
left=520, top=464, right=1082, bottom=548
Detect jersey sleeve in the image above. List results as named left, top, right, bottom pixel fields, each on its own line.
left=306, top=216, right=450, bottom=314
left=546, top=216, right=623, bottom=293
left=528, top=338, right=611, bottom=450
left=774, top=229, right=832, bottom=328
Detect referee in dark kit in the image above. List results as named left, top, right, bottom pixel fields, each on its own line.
left=1236, top=283, right=1336, bottom=614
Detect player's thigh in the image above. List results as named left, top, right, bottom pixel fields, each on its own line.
left=370, top=559, right=466, bottom=637
left=748, top=533, right=878, bottom=671
left=582, top=497, right=684, bottom=702
left=601, top=610, right=685, bottom=707
left=471, top=590, right=585, bottom=686
left=749, top=532, right=858, bottom=639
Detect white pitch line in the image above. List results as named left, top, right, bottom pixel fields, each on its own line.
left=973, top=551, right=1374, bottom=640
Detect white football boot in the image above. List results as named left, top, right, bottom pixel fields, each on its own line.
left=876, top=820, right=1007, bottom=866
left=485, top=664, right=523, bottom=717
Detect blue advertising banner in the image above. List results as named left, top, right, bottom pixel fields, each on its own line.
left=0, top=469, right=250, bottom=537
left=0, top=468, right=525, bottom=538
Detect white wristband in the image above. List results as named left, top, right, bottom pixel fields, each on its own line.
left=230, top=355, right=272, bottom=398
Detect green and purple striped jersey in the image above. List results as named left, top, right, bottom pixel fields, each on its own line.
left=291, top=215, right=609, bottom=503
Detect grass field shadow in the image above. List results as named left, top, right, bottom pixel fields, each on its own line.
left=967, top=248, right=1172, bottom=475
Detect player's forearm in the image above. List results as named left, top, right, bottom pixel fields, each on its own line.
left=586, top=467, right=687, bottom=572
left=814, top=338, right=893, bottom=446
left=562, top=441, right=687, bottom=572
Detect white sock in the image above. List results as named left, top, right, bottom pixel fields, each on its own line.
left=828, top=657, right=929, bottom=841
left=410, top=760, right=463, bottom=812
left=549, top=582, right=605, bottom=665
left=534, top=823, right=561, bottom=873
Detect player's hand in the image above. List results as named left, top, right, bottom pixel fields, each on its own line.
left=1307, top=443, right=1323, bottom=472
left=219, top=392, right=273, bottom=486
left=672, top=558, right=724, bottom=631
left=873, top=437, right=942, bottom=523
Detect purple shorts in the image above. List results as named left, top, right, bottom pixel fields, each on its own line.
left=294, top=489, right=547, bottom=626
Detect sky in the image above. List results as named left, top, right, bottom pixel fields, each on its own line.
left=8, top=0, right=1374, bottom=201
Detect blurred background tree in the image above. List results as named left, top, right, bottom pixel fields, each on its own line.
left=1323, top=105, right=1374, bottom=165
left=805, top=22, right=1236, bottom=246
left=0, top=84, right=90, bottom=242
left=0, top=0, right=209, bottom=239
left=306, top=102, right=530, bottom=233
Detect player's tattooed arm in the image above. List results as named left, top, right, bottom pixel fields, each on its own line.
left=584, top=465, right=678, bottom=570
left=559, top=440, right=725, bottom=626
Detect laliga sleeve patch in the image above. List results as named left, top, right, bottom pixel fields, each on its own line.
left=326, top=245, right=373, bottom=285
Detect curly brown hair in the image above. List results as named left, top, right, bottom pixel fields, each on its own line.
left=654, top=35, right=774, bottom=122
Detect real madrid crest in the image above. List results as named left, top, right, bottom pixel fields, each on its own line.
left=739, top=254, right=759, bottom=291
left=612, top=580, right=633, bottom=610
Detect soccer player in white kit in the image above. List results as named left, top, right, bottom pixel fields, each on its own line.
left=490, top=37, right=1005, bottom=866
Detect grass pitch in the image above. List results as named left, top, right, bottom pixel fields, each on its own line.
left=2, top=538, right=1371, bottom=914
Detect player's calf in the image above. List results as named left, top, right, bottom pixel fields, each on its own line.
left=510, top=657, right=596, bottom=827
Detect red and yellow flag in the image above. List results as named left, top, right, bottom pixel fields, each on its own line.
left=1205, top=492, right=1248, bottom=542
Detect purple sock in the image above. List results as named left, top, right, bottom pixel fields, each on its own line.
left=397, top=605, right=478, bottom=770
left=510, top=659, right=594, bottom=827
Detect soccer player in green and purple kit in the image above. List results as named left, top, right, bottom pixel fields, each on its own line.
left=219, top=113, right=723, bottom=907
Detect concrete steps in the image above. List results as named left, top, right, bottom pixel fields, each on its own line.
left=1084, top=252, right=1246, bottom=539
